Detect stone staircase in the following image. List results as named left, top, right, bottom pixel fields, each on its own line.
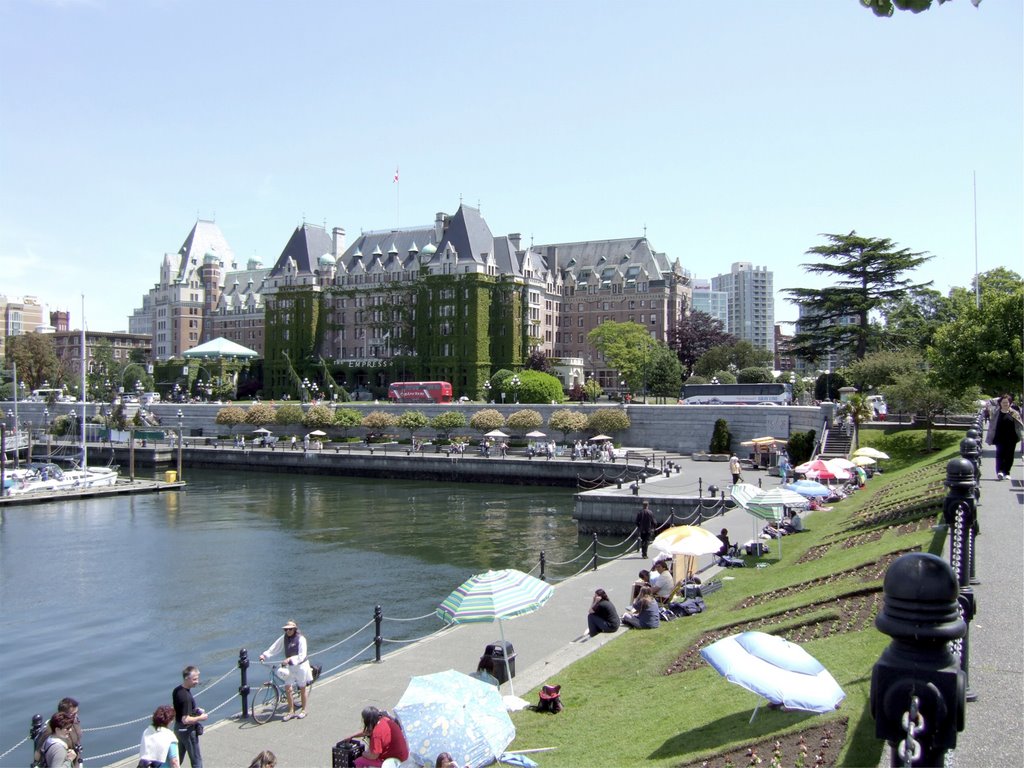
left=817, top=426, right=852, bottom=460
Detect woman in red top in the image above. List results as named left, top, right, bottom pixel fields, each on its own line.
left=352, top=706, right=408, bottom=767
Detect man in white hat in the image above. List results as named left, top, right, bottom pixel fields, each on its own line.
left=259, top=620, right=313, bottom=720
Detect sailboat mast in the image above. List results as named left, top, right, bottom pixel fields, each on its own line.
left=81, top=296, right=87, bottom=468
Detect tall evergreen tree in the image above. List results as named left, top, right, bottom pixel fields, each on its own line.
left=783, top=232, right=933, bottom=363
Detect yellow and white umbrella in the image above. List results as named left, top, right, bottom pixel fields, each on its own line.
left=852, top=447, right=889, bottom=460
left=851, top=455, right=876, bottom=467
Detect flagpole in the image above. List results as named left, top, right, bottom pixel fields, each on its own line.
left=395, top=165, right=400, bottom=228
left=973, top=170, right=979, bottom=310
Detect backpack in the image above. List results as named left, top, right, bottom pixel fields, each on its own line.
left=535, top=684, right=563, bottom=714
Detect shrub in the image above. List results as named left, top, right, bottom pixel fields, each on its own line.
left=398, top=410, right=430, bottom=439
left=215, top=406, right=247, bottom=429
left=245, top=402, right=277, bottom=426
left=709, top=418, right=731, bottom=454
left=303, top=404, right=336, bottom=429
left=506, top=409, right=544, bottom=432
left=275, top=403, right=305, bottom=425
left=469, top=409, right=506, bottom=432
left=787, top=430, right=816, bottom=465
left=431, top=411, right=467, bottom=440
left=587, top=409, right=630, bottom=436
left=547, top=409, right=588, bottom=441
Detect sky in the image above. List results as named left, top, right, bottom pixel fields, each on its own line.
left=1, top=0, right=1021, bottom=334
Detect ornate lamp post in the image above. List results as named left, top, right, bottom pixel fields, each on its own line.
left=510, top=375, right=521, bottom=404
left=301, top=377, right=310, bottom=403
left=482, top=380, right=492, bottom=402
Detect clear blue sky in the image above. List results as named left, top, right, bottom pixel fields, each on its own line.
left=1, top=0, right=1020, bottom=333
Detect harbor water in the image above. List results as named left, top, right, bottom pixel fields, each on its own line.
left=0, top=469, right=581, bottom=765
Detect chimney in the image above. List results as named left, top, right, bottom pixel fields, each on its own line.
left=332, top=227, right=346, bottom=257
left=435, top=212, right=447, bottom=243
left=509, top=233, right=522, bottom=252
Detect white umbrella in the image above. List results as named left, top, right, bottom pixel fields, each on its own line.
left=851, top=455, right=876, bottom=467
left=825, top=457, right=856, bottom=471
left=589, top=434, right=613, bottom=441
left=525, top=430, right=547, bottom=438
left=252, top=427, right=272, bottom=434
left=852, top=447, right=890, bottom=460
left=307, top=429, right=327, bottom=437
left=484, top=429, right=509, bottom=438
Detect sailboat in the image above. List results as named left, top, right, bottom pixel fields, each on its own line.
left=4, top=298, right=118, bottom=496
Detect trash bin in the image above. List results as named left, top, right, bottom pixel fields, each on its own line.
left=164, top=470, right=177, bottom=483
left=485, top=641, right=516, bottom=684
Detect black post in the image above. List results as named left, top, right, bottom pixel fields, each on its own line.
left=374, top=605, right=383, bottom=662
left=870, top=552, right=966, bottom=767
left=669, top=506, right=676, bottom=527
left=698, top=478, right=703, bottom=497
left=591, top=533, right=599, bottom=571
left=30, top=714, right=44, bottom=749
left=540, top=551, right=546, bottom=581
left=943, top=456, right=979, bottom=701
left=958, top=437, right=982, bottom=585
left=238, top=648, right=250, bottom=718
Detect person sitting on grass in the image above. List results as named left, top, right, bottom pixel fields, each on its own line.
left=621, top=586, right=660, bottom=629
left=630, top=569, right=652, bottom=602
left=650, top=560, right=675, bottom=603
left=587, top=589, right=621, bottom=636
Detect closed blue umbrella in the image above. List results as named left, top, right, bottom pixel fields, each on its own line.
left=700, top=631, right=845, bottom=721
left=396, top=670, right=515, bottom=768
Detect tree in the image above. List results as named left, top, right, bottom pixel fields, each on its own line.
left=883, top=371, right=974, bottom=451
left=838, top=394, right=875, bottom=449
left=843, top=350, right=925, bottom=392
left=709, top=418, right=731, bottom=454
left=877, top=288, right=953, bottom=352
left=361, top=410, right=399, bottom=440
left=928, top=274, right=1023, bottom=396
left=4, top=333, right=60, bottom=391
left=397, top=410, right=429, bottom=441
left=512, top=370, right=565, bottom=404
left=506, top=409, right=543, bottom=433
left=737, top=367, right=774, bottom=384
left=588, top=321, right=658, bottom=393
left=430, top=411, right=467, bottom=441
left=548, top=409, right=588, bottom=442
left=586, top=409, right=630, bottom=437
left=334, top=407, right=362, bottom=438
left=524, top=350, right=554, bottom=374
left=245, top=402, right=278, bottom=427
left=275, top=403, right=305, bottom=425
left=784, top=232, right=933, bottom=363
left=469, top=409, right=505, bottom=432
left=646, top=344, right=683, bottom=401
left=583, top=378, right=603, bottom=403
left=303, top=404, right=335, bottom=429
left=861, top=0, right=981, bottom=18
left=694, top=341, right=772, bottom=377
left=668, top=311, right=735, bottom=378
left=215, top=406, right=246, bottom=433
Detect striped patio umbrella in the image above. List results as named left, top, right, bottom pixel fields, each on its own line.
left=437, top=569, right=554, bottom=696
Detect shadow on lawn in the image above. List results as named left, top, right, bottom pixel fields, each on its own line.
left=647, top=707, right=818, bottom=761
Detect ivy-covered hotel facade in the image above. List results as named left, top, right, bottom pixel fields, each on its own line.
left=133, top=203, right=691, bottom=400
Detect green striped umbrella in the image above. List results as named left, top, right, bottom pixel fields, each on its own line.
left=436, top=569, right=554, bottom=696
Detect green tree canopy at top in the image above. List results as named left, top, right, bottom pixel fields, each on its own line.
left=784, top=232, right=933, bottom=364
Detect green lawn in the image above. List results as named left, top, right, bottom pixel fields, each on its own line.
left=510, top=430, right=961, bottom=767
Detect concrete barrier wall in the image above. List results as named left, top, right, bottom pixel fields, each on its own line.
left=4, top=401, right=827, bottom=455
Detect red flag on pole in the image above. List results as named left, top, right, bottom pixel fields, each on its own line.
left=393, top=166, right=399, bottom=183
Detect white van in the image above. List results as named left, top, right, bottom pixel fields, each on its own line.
left=140, top=391, right=161, bottom=406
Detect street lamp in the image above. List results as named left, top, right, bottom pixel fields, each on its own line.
left=483, top=380, right=492, bottom=402
left=510, top=375, right=521, bottom=404
left=711, top=376, right=720, bottom=386
left=301, top=377, right=310, bottom=403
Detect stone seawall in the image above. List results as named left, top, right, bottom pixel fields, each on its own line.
left=6, top=401, right=827, bottom=455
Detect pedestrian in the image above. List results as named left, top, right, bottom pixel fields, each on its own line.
left=247, top=751, right=277, bottom=768
left=33, top=697, right=83, bottom=767
left=729, top=454, right=741, bottom=485
left=37, top=712, right=76, bottom=768
left=172, top=666, right=208, bottom=768
left=587, top=588, right=621, bottom=637
left=986, top=394, right=1023, bottom=480
left=348, top=706, right=409, bottom=767
left=138, top=705, right=179, bottom=768
left=470, top=655, right=500, bottom=687
left=290, top=435, right=297, bottom=450
left=259, top=619, right=313, bottom=720
left=635, top=500, right=656, bottom=558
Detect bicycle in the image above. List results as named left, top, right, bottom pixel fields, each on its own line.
left=250, top=661, right=317, bottom=724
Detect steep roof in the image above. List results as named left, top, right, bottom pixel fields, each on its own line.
left=176, top=220, right=236, bottom=282
left=338, top=226, right=436, bottom=273
left=429, top=204, right=494, bottom=268
left=269, top=224, right=335, bottom=277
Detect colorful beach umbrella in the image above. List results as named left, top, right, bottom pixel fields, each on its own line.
left=436, top=569, right=554, bottom=696
left=852, top=447, right=890, bottom=460
left=784, top=480, right=831, bottom=498
left=700, top=631, right=845, bottom=721
left=396, top=670, right=515, bottom=768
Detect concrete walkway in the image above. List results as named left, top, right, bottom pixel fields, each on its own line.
left=132, top=459, right=752, bottom=768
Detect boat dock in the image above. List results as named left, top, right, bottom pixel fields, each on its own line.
left=0, top=478, right=185, bottom=508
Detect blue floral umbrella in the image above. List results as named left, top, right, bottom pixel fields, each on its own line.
left=700, top=631, right=845, bottom=721
left=396, top=670, right=515, bottom=768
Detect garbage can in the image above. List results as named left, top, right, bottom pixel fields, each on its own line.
left=164, top=470, right=177, bottom=483
left=485, top=641, right=516, bottom=684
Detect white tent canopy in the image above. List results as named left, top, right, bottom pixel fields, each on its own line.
left=182, top=337, right=259, bottom=359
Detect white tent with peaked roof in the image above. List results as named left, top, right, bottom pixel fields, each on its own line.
left=182, top=337, right=259, bottom=359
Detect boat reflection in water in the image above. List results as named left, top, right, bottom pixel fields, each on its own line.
left=0, top=469, right=579, bottom=763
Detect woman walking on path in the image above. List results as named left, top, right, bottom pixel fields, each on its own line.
left=986, top=394, right=1022, bottom=480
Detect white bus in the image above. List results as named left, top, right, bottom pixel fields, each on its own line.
left=679, top=382, right=793, bottom=405
left=26, top=388, right=75, bottom=403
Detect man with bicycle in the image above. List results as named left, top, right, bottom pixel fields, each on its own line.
left=259, top=619, right=313, bottom=720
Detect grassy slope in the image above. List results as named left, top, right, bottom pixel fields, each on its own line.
left=510, top=430, right=963, bottom=767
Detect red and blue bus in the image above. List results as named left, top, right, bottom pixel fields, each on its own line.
left=387, top=381, right=454, bottom=403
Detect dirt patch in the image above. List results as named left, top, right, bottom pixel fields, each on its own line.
left=666, top=587, right=882, bottom=675
left=679, top=720, right=847, bottom=768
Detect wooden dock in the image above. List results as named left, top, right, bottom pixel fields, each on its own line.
left=0, top=478, right=185, bottom=507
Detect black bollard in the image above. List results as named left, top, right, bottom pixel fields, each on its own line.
left=616, top=479, right=622, bottom=489
left=698, top=478, right=703, bottom=497
left=540, top=551, right=546, bottom=581
left=870, top=552, right=966, bottom=767
left=631, top=482, right=639, bottom=495
left=30, top=713, right=44, bottom=747
left=374, top=605, right=383, bottom=663
left=591, top=533, right=599, bottom=571
left=238, top=648, right=250, bottom=718
left=943, top=456, right=979, bottom=700
left=959, top=437, right=981, bottom=503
